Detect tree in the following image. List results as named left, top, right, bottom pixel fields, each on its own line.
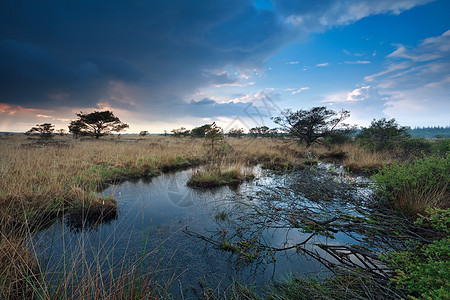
left=191, top=124, right=211, bottom=138
left=249, top=126, right=269, bottom=137
left=267, top=128, right=279, bottom=138
left=69, top=111, right=129, bottom=139
left=68, top=119, right=84, bottom=139
left=272, top=107, right=351, bottom=147
left=356, top=118, right=410, bottom=151
left=228, top=128, right=245, bottom=138
left=204, top=122, right=224, bottom=151
left=171, top=127, right=190, bottom=137
left=26, top=123, right=55, bottom=139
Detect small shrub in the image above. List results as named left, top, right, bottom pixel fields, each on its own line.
left=400, top=137, right=433, bottom=158
left=372, top=155, right=449, bottom=215
left=387, top=208, right=450, bottom=299
left=432, top=138, right=450, bottom=156
left=322, top=131, right=353, bottom=146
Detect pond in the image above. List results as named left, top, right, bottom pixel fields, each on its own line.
left=32, top=163, right=377, bottom=297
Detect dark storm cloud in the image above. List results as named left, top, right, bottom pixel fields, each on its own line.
left=0, top=39, right=107, bottom=107
left=142, top=95, right=258, bottom=122
left=0, top=0, right=433, bottom=118
left=0, top=0, right=293, bottom=114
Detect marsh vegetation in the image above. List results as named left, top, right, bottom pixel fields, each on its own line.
left=0, top=131, right=448, bottom=299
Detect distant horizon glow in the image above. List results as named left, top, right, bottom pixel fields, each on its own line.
left=1, top=0, right=449, bottom=133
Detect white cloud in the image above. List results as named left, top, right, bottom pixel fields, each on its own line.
left=286, top=87, right=310, bottom=95
left=286, top=61, right=300, bottom=65
left=323, top=86, right=385, bottom=103
left=281, top=0, right=433, bottom=30
left=359, top=30, right=450, bottom=126
left=213, top=81, right=256, bottom=88
left=316, top=62, right=330, bottom=67
left=387, top=30, right=450, bottom=62
left=364, top=62, right=411, bottom=82
left=347, top=86, right=370, bottom=101
left=344, top=60, right=371, bottom=64
left=286, top=15, right=304, bottom=25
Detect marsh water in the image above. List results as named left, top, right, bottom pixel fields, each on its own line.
left=32, top=163, right=375, bottom=296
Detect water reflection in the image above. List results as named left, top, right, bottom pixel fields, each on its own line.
left=32, top=164, right=375, bottom=295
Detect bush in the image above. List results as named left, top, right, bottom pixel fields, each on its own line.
left=372, top=155, right=450, bottom=215
left=322, top=131, right=353, bottom=145
left=400, top=137, right=433, bottom=158
left=387, top=208, right=450, bottom=299
left=356, top=118, right=410, bottom=151
left=432, top=138, right=450, bottom=156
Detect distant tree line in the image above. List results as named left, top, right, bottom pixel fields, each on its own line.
left=24, top=107, right=449, bottom=154
left=408, top=126, right=450, bottom=138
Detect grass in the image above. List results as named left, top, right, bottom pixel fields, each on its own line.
left=11, top=225, right=181, bottom=300
left=0, top=134, right=415, bottom=298
left=0, top=135, right=303, bottom=298
left=187, top=165, right=255, bottom=188
left=340, top=143, right=394, bottom=173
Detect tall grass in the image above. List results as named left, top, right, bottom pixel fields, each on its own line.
left=339, top=143, right=394, bottom=173
left=27, top=236, right=181, bottom=300
left=0, top=134, right=404, bottom=298
left=0, top=135, right=305, bottom=298
left=188, top=163, right=255, bottom=188
left=1, top=200, right=183, bottom=299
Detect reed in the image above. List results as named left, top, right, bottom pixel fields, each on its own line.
left=372, top=155, right=449, bottom=216
left=338, top=143, right=394, bottom=173
left=0, top=134, right=403, bottom=298
left=187, top=163, right=255, bottom=188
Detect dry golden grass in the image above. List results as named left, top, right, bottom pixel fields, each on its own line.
left=392, top=184, right=449, bottom=216
left=0, top=231, right=38, bottom=299
left=0, top=134, right=400, bottom=298
left=338, top=143, right=395, bottom=173
left=0, top=135, right=394, bottom=229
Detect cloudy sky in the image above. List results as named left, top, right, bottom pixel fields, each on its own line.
left=1, top=0, right=449, bottom=133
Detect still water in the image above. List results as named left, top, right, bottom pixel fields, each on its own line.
left=32, top=164, right=373, bottom=295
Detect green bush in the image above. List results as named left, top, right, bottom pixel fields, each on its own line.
left=387, top=208, right=450, bottom=299
left=432, top=138, right=450, bottom=156
left=400, top=137, right=433, bottom=158
left=322, top=131, right=353, bottom=145
left=356, top=118, right=410, bottom=151
left=372, top=155, right=449, bottom=215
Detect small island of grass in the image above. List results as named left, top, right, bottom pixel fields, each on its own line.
left=187, top=168, right=255, bottom=188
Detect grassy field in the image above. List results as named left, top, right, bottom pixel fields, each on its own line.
left=1, top=134, right=443, bottom=299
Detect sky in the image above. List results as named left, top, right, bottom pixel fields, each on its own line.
left=0, top=0, right=449, bottom=133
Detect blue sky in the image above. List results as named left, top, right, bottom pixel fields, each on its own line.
left=0, top=0, right=449, bottom=133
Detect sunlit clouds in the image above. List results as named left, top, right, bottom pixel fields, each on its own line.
left=0, top=0, right=448, bottom=132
